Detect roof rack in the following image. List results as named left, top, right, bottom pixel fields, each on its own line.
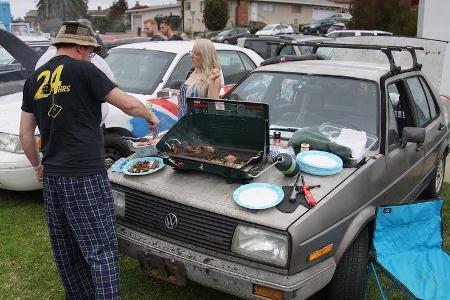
left=267, top=41, right=424, bottom=74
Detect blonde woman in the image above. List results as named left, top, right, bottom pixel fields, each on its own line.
left=178, top=39, right=222, bottom=118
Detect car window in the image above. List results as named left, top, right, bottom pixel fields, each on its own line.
left=419, top=77, right=438, bottom=119
left=165, top=54, right=193, bottom=89
left=387, top=80, right=417, bottom=147
left=340, top=32, right=356, bottom=37
left=244, top=40, right=268, bottom=58
left=217, top=51, right=248, bottom=85
left=105, top=49, right=175, bottom=95
left=275, top=25, right=282, bottom=30
left=228, top=72, right=379, bottom=137
left=387, top=83, right=402, bottom=147
left=237, top=52, right=257, bottom=71
left=406, top=76, right=433, bottom=127
left=0, top=46, right=14, bottom=65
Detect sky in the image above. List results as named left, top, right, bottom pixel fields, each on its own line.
left=8, top=0, right=176, bottom=19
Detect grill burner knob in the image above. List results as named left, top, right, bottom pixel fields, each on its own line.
left=275, top=153, right=299, bottom=177
left=199, top=164, right=204, bottom=170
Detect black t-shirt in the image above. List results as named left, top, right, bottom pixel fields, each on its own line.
left=169, top=35, right=183, bottom=41
left=150, top=35, right=165, bottom=41
left=21, top=55, right=116, bottom=176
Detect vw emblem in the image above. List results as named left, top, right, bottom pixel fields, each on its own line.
left=165, top=213, right=178, bottom=230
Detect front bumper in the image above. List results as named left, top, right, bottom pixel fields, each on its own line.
left=0, top=151, right=42, bottom=191
left=118, top=225, right=336, bottom=300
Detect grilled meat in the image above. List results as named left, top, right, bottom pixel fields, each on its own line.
left=223, top=154, right=238, bottom=164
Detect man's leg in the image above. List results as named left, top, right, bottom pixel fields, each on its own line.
left=43, top=175, right=95, bottom=299
left=61, top=173, right=120, bottom=300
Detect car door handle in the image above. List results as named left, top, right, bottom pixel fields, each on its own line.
left=438, top=123, right=445, bottom=131
left=416, top=143, right=424, bottom=152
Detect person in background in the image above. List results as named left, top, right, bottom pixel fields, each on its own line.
left=160, top=18, right=184, bottom=41
left=144, top=18, right=165, bottom=41
left=177, top=39, right=221, bottom=117
left=19, top=21, right=159, bottom=299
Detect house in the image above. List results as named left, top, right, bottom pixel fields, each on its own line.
left=242, top=0, right=349, bottom=25
left=127, top=2, right=182, bottom=33
left=23, top=10, right=42, bottom=32
left=127, top=0, right=347, bottom=34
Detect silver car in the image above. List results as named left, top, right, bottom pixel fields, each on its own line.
left=109, top=46, right=449, bottom=299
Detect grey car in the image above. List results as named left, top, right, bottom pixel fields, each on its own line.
left=109, top=45, right=449, bottom=299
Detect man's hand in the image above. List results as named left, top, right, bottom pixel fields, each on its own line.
left=146, top=113, right=160, bottom=138
left=34, top=165, right=43, bottom=182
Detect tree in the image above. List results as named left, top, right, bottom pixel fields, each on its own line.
left=203, top=0, right=229, bottom=31
left=349, top=0, right=417, bottom=36
left=109, top=0, right=128, bottom=20
left=37, top=0, right=88, bottom=20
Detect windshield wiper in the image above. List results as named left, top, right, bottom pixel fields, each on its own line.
left=270, top=127, right=299, bottom=132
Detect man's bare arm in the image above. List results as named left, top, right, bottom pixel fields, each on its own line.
left=104, top=87, right=160, bottom=133
left=19, top=111, right=40, bottom=167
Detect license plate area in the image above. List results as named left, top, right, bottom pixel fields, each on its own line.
left=137, top=251, right=187, bottom=286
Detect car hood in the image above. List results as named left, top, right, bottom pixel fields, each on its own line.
left=0, top=92, right=23, bottom=134
left=109, top=163, right=356, bottom=230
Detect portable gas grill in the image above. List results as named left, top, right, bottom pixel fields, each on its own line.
left=156, top=98, right=270, bottom=180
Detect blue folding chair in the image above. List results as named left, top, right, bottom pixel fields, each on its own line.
left=366, top=199, right=450, bottom=300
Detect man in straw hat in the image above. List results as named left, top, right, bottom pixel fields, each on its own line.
left=19, top=21, right=159, bottom=299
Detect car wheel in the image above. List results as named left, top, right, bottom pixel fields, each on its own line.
left=423, top=155, right=446, bottom=198
left=223, top=39, right=230, bottom=44
left=326, top=226, right=369, bottom=300
left=104, top=133, right=132, bottom=163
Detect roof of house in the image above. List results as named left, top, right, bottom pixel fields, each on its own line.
left=87, top=8, right=110, bottom=17
left=126, top=4, right=180, bottom=13
left=253, top=0, right=348, bottom=8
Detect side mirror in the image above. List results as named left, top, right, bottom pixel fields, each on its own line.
left=401, top=127, right=425, bottom=148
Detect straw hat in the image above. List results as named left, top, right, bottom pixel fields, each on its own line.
left=52, top=21, right=100, bottom=51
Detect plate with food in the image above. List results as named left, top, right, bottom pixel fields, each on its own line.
left=122, top=157, right=165, bottom=176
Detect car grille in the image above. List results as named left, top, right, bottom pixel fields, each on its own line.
left=112, top=184, right=238, bottom=254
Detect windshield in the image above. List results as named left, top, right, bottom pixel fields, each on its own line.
left=105, top=49, right=175, bottom=95
left=218, top=29, right=231, bottom=36
left=227, top=72, right=379, bottom=138
left=261, top=25, right=275, bottom=31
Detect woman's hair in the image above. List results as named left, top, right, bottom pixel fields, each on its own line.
left=186, top=39, right=221, bottom=97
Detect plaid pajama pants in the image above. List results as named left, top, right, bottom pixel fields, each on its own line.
left=43, top=173, right=120, bottom=300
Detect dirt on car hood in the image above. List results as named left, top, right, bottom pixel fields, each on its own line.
left=109, top=163, right=356, bottom=230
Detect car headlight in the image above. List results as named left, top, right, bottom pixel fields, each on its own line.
left=231, top=225, right=289, bottom=267
left=0, top=133, right=24, bottom=153
left=112, top=189, right=126, bottom=217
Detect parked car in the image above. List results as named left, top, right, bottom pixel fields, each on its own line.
left=302, top=17, right=339, bottom=35
left=326, top=30, right=393, bottom=39
left=108, top=43, right=449, bottom=299
left=255, top=24, right=294, bottom=36
left=0, top=29, right=41, bottom=191
left=86, top=41, right=263, bottom=162
left=211, top=28, right=251, bottom=44
left=237, top=34, right=332, bottom=59
left=326, top=22, right=347, bottom=34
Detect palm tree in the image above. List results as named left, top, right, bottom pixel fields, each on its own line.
left=36, top=0, right=88, bottom=21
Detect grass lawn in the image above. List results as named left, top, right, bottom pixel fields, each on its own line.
left=0, top=185, right=448, bottom=300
